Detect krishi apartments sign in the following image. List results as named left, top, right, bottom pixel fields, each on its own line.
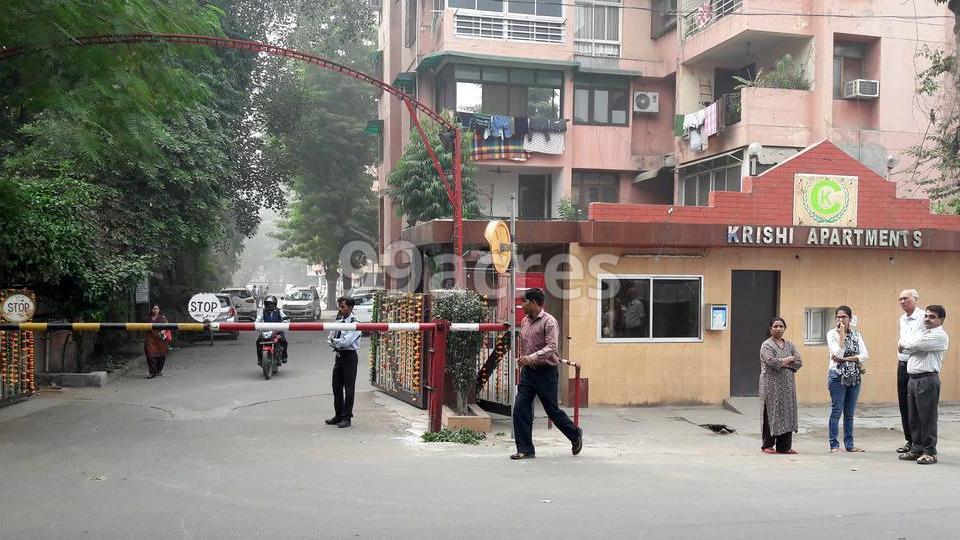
left=794, top=174, right=858, bottom=227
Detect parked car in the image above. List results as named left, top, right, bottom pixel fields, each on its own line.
left=280, top=287, right=322, bottom=320
left=349, top=287, right=383, bottom=323
left=219, top=287, right=257, bottom=321
left=214, top=294, right=240, bottom=340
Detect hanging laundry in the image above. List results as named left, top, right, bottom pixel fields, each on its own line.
left=471, top=136, right=530, bottom=162
left=522, top=132, right=564, bottom=155
left=487, top=114, right=513, bottom=139
left=527, top=117, right=551, bottom=141
left=514, top=117, right=528, bottom=137
left=547, top=119, right=567, bottom=133
left=683, top=109, right=707, bottom=151
left=702, top=102, right=718, bottom=138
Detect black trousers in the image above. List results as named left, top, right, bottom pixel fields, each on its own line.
left=761, top=405, right=793, bottom=453
left=332, top=350, right=358, bottom=419
left=146, top=355, right=165, bottom=376
left=513, top=365, right=580, bottom=455
left=907, top=373, right=940, bottom=456
left=897, top=361, right=911, bottom=445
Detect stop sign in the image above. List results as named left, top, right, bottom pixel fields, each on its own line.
left=187, top=293, right=221, bottom=322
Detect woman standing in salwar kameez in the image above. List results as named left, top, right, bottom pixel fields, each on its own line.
left=760, top=317, right=803, bottom=454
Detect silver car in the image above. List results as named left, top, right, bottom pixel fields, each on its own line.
left=281, top=287, right=322, bottom=320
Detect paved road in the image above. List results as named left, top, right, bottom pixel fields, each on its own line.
left=3, top=330, right=960, bottom=539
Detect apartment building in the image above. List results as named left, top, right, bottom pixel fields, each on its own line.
left=375, top=1, right=960, bottom=405
left=376, top=0, right=950, bottom=245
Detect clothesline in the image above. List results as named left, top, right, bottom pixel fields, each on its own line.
left=455, top=112, right=567, bottom=162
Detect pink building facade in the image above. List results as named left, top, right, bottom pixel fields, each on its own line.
left=375, top=0, right=953, bottom=256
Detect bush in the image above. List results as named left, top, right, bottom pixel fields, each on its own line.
left=432, top=289, right=488, bottom=415
left=421, top=427, right=487, bottom=445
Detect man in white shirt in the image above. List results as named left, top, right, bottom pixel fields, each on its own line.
left=897, top=305, right=949, bottom=465
left=896, top=289, right=925, bottom=453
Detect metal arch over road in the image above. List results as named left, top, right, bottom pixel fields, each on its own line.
left=0, top=33, right=466, bottom=285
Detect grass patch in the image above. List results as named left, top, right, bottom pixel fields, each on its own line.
left=421, top=427, right=487, bottom=445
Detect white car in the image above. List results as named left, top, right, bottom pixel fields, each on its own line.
left=280, top=287, right=322, bottom=320
left=219, top=287, right=257, bottom=321
left=350, top=290, right=381, bottom=323
left=213, top=294, right=239, bottom=339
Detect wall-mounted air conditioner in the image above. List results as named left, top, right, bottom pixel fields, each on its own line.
left=843, top=79, right=879, bottom=99
left=633, top=91, right=660, bottom=113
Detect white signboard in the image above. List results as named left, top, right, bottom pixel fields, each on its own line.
left=2, top=293, right=36, bottom=323
left=135, top=279, right=150, bottom=304
left=187, top=293, right=221, bottom=322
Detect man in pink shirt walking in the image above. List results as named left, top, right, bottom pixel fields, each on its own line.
left=510, top=288, right=583, bottom=460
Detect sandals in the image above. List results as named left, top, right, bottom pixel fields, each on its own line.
left=509, top=452, right=535, bottom=460
left=761, top=447, right=777, bottom=454
left=896, top=445, right=911, bottom=454
left=829, top=448, right=842, bottom=453
left=899, top=452, right=921, bottom=461
left=846, top=447, right=865, bottom=453
left=917, top=454, right=938, bottom=465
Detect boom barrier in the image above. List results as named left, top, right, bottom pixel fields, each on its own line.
left=0, top=320, right=510, bottom=432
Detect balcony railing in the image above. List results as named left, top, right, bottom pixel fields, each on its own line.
left=680, top=0, right=742, bottom=41
left=574, top=40, right=621, bottom=58
left=454, top=13, right=564, bottom=43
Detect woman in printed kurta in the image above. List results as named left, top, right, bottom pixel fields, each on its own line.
left=144, top=304, right=169, bottom=378
left=759, top=317, right=803, bottom=454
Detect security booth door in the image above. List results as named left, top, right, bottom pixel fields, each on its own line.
left=729, top=270, right=780, bottom=397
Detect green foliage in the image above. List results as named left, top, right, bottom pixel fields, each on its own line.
left=733, top=55, right=811, bottom=91
left=387, top=113, right=483, bottom=226
left=267, top=18, right=379, bottom=299
left=432, top=289, right=489, bottom=415
left=421, top=427, right=487, bottom=445
left=0, top=0, right=273, bottom=323
left=557, top=197, right=583, bottom=221
left=909, top=41, right=960, bottom=202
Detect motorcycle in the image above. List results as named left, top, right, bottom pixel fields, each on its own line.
left=256, top=330, right=285, bottom=380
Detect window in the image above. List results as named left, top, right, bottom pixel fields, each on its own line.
left=450, top=0, right=562, bottom=17
left=575, top=0, right=621, bottom=57
left=598, top=276, right=702, bottom=341
left=804, top=307, right=832, bottom=345
left=680, top=154, right=742, bottom=206
left=573, top=76, right=629, bottom=125
left=450, top=64, right=562, bottom=119
left=405, top=0, right=418, bottom=47
left=572, top=171, right=619, bottom=215
left=650, top=0, right=676, bottom=38
left=833, top=42, right=866, bottom=99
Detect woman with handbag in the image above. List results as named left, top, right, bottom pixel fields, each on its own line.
left=827, top=305, right=870, bottom=452
left=144, top=304, right=171, bottom=379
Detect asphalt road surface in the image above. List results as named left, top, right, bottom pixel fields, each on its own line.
left=3, top=330, right=960, bottom=539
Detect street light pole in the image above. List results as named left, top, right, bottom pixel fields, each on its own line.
left=508, top=192, right=518, bottom=439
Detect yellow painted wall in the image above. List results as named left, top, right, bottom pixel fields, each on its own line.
left=567, top=244, right=960, bottom=405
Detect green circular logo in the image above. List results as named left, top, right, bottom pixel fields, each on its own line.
left=803, top=178, right=849, bottom=224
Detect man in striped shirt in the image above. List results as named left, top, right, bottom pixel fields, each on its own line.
left=897, top=305, right=949, bottom=465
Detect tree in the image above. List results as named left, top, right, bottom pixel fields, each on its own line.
left=908, top=1, right=960, bottom=200
left=432, top=289, right=489, bottom=415
left=386, top=118, right=483, bottom=226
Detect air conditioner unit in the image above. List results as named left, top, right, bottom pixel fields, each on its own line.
left=843, top=79, right=879, bottom=99
left=633, top=91, right=660, bottom=113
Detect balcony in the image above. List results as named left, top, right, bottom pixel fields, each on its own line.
left=679, top=0, right=814, bottom=64
left=681, top=0, right=742, bottom=41
left=677, top=87, right=814, bottom=164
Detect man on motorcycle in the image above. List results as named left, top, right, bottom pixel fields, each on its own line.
left=256, top=295, right=289, bottom=364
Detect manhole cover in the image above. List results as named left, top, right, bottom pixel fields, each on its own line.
left=699, top=423, right=736, bottom=435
